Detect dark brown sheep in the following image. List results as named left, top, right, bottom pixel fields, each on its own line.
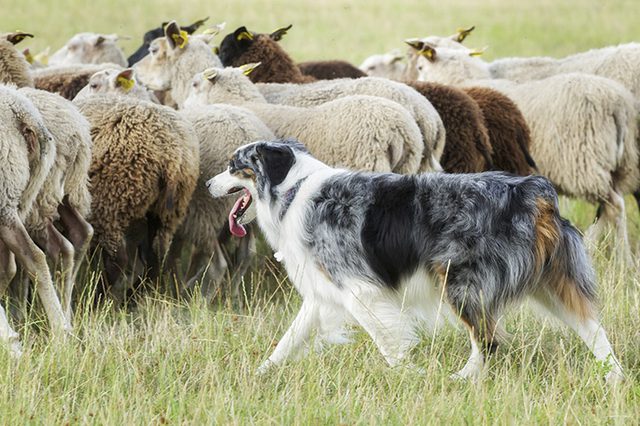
left=298, top=60, right=366, bottom=80
left=463, top=86, right=536, bottom=175
left=218, top=26, right=314, bottom=84
left=408, top=82, right=493, bottom=173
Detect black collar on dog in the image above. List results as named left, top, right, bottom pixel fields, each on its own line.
left=279, top=177, right=308, bottom=220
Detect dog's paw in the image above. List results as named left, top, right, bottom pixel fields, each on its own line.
left=256, top=359, right=274, bottom=375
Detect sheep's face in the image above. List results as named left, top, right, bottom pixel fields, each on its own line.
left=218, top=26, right=255, bottom=66
left=50, top=33, right=126, bottom=66
left=412, top=45, right=490, bottom=85
left=134, top=38, right=172, bottom=91
left=184, top=66, right=259, bottom=107
left=87, top=68, right=140, bottom=95
left=359, top=52, right=406, bottom=80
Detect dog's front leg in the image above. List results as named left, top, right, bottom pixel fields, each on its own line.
left=257, top=300, right=319, bottom=374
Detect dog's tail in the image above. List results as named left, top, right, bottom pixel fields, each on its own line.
left=546, top=217, right=597, bottom=320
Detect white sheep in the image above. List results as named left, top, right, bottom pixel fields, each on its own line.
left=258, top=77, right=445, bottom=170
left=185, top=65, right=426, bottom=175
left=74, top=67, right=159, bottom=103
left=411, top=45, right=640, bottom=260
left=49, top=33, right=127, bottom=67
left=135, top=21, right=222, bottom=108
left=0, top=85, right=71, bottom=356
left=358, top=50, right=407, bottom=80
left=19, top=87, right=93, bottom=320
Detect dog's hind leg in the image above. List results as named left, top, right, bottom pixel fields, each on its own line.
left=531, top=289, right=623, bottom=385
left=257, top=300, right=319, bottom=374
left=345, top=288, right=418, bottom=368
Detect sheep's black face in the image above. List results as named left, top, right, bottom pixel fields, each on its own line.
left=218, top=26, right=255, bottom=66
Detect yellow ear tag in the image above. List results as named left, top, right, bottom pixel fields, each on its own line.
left=23, top=49, right=34, bottom=64
left=468, top=47, right=487, bottom=57
left=172, top=30, right=189, bottom=49
left=213, top=46, right=220, bottom=55
left=117, top=76, right=135, bottom=92
left=239, top=62, right=261, bottom=75
left=420, top=49, right=434, bottom=59
left=237, top=31, right=253, bottom=41
left=203, top=68, right=218, bottom=81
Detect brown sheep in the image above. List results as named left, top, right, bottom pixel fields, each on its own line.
left=73, top=95, right=198, bottom=299
left=298, top=60, right=367, bottom=80
left=463, top=87, right=536, bottom=175
left=408, top=81, right=493, bottom=173
left=218, top=25, right=315, bottom=83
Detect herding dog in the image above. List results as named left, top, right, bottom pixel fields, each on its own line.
left=206, top=139, right=623, bottom=383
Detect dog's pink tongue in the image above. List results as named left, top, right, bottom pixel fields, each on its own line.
left=229, top=192, right=247, bottom=238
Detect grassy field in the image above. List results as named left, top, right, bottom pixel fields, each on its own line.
left=1, top=0, right=640, bottom=423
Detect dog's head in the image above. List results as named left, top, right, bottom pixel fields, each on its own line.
left=206, top=140, right=307, bottom=237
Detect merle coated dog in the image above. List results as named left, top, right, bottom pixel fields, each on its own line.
left=206, top=139, right=623, bottom=383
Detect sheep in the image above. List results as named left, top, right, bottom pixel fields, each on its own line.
left=259, top=77, right=497, bottom=173
left=462, top=86, right=536, bottom=175
left=127, top=17, right=211, bottom=66
left=50, top=33, right=127, bottom=67
left=184, top=65, right=426, bottom=175
left=73, top=94, right=199, bottom=299
left=358, top=50, right=538, bottom=175
left=22, top=47, right=50, bottom=69
left=411, top=44, right=640, bottom=260
left=74, top=67, right=159, bottom=103
left=33, top=63, right=123, bottom=100
left=359, top=50, right=408, bottom=81
left=135, top=21, right=222, bottom=108
left=0, top=85, right=71, bottom=356
left=0, top=32, right=34, bottom=87
left=298, top=60, right=367, bottom=80
left=176, top=104, right=275, bottom=302
left=18, top=87, right=93, bottom=320
left=218, top=25, right=315, bottom=83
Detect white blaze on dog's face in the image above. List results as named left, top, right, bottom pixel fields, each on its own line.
left=206, top=141, right=298, bottom=238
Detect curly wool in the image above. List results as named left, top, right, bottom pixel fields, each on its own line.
left=74, top=95, right=199, bottom=256
left=462, top=87, right=535, bottom=176
left=298, top=60, right=366, bottom=80
left=0, top=39, right=34, bottom=87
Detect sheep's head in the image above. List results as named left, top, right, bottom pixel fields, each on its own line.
left=134, top=37, right=172, bottom=91
left=218, top=24, right=292, bottom=67
left=183, top=63, right=262, bottom=107
left=127, top=16, right=210, bottom=66
left=74, top=68, right=154, bottom=102
left=359, top=50, right=406, bottom=79
left=50, top=33, right=127, bottom=67
left=406, top=26, right=476, bottom=52
left=406, top=42, right=489, bottom=85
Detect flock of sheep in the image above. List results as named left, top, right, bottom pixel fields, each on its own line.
left=0, top=20, right=638, bottom=357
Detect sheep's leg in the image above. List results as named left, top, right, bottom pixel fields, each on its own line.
left=585, top=190, right=631, bottom=264
left=184, top=245, right=228, bottom=302
left=103, top=240, right=129, bottom=305
left=229, top=226, right=256, bottom=309
left=0, top=216, right=71, bottom=336
left=35, top=222, right=75, bottom=323
left=0, top=240, right=21, bottom=357
left=58, top=199, right=93, bottom=279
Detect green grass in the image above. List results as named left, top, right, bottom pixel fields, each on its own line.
left=1, top=0, right=640, bottom=423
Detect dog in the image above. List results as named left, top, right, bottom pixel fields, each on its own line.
left=206, top=139, right=623, bottom=383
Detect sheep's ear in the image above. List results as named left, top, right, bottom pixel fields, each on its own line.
left=23, top=48, right=34, bottom=64
left=238, top=62, right=261, bottom=75
left=184, top=16, right=209, bottom=34
left=269, top=24, right=292, bottom=41
left=116, top=69, right=135, bottom=92
left=234, top=26, right=254, bottom=42
left=203, top=68, right=218, bottom=82
left=404, top=39, right=425, bottom=52
left=6, top=31, right=34, bottom=45
left=419, top=45, right=437, bottom=62
left=389, top=50, right=405, bottom=64
left=454, top=26, right=475, bottom=43
left=165, top=21, right=189, bottom=49
left=468, top=46, right=487, bottom=57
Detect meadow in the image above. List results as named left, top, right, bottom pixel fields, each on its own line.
left=1, top=0, right=640, bottom=423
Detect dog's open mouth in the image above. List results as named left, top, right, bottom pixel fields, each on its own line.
left=228, top=188, right=252, bottom=237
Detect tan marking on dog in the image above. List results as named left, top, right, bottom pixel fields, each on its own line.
left=533, top=198, right=560, bottom=271
left=231, top=167, right=256, bottom=181
left=552, top=275, right=594, bottom=320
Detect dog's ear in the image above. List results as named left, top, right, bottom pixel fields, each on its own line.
left=255, top=143, right=295, bottom=187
